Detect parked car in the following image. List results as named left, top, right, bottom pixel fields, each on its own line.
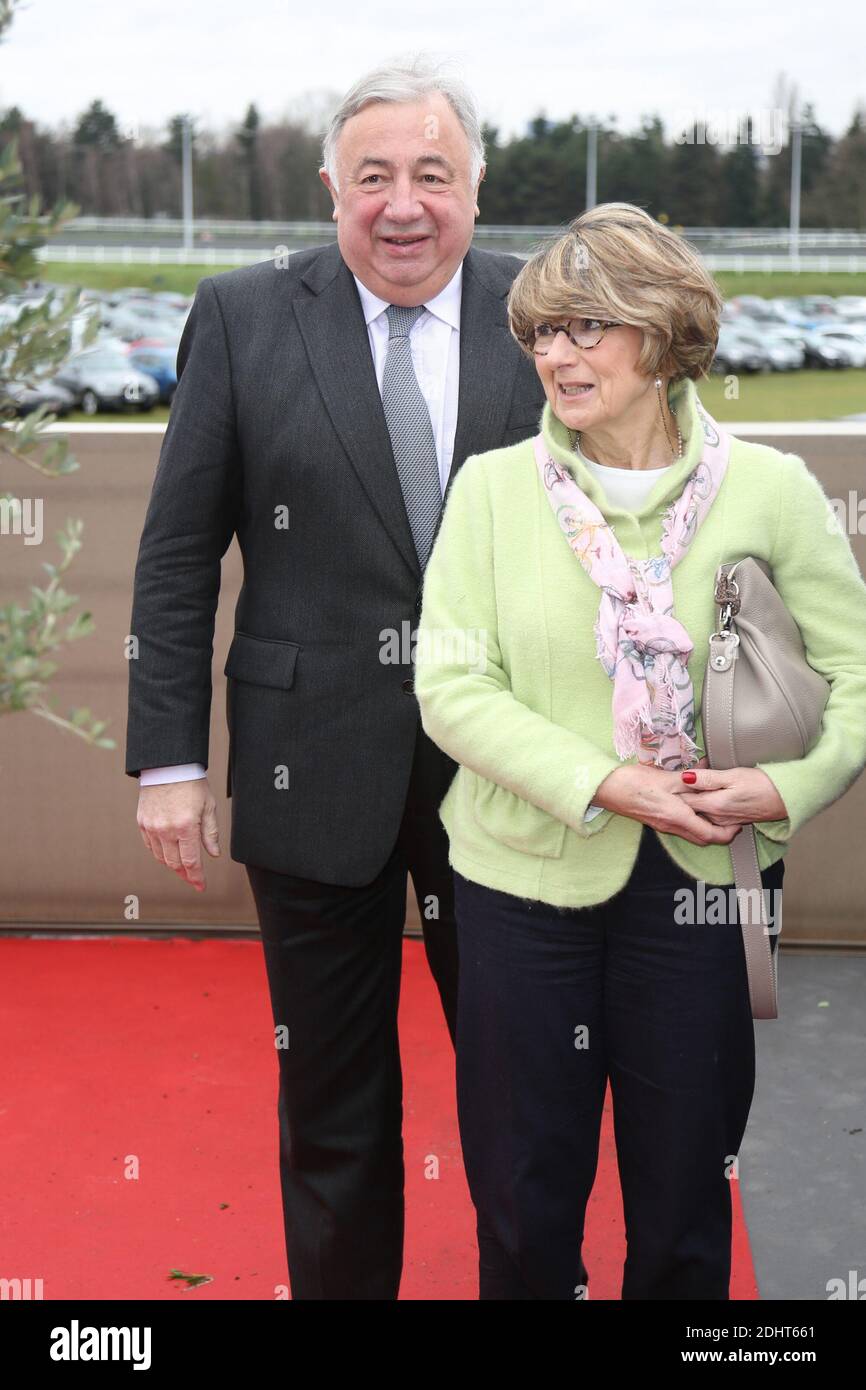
left=733, top=320, right=808, bottom=355
left=834, top=297, right=866, bottom=321
left=802, top=331, right=850, bottom=369
left=756, top=328, right=805, bottom=370
left=730, top=296, right=791, bottom=326
left=724, top=325, right=802, bottom=372
left=52, top=346, right=160, bottom=414
left=711, top=326, right=768, bottom=374
left=152, top=291, right=192, bottom=312
left=127, top=346, right=177, bottom=403
left=803, top=326, right=866, bottom=368
left=796, top=295, right=840, bottom=319
left=1, top=377, right=75, bottom=417
left=104, top=287, right=156, bottom=307
left=104, top=302, right=186, bottom=344
left=771, top=297, right=834, bottom=330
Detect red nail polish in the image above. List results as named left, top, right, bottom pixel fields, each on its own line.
left=681, top=771, right=697, bottom=783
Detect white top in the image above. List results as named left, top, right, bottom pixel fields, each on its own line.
left=577, top=447, right=675, bottom=511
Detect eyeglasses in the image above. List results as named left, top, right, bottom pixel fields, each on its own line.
left=527, top=317, right=623, bottom=355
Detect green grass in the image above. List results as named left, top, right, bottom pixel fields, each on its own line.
left=45, top=264, right=231, bottom=295
left=699, top=369, right=866, bottom=421
left=714, top=272, right=866, bottom=299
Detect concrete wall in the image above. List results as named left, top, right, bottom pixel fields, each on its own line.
left=1, top=426, right=864, bottom=944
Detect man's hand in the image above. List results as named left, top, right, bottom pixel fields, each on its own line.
left=136, top=778, right=220, bottom=891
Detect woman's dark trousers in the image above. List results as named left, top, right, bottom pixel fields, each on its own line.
left=453, top=827, right=785, bottom=1300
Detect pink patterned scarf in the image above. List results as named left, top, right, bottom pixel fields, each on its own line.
left=532, top=399, right=732, bottom=772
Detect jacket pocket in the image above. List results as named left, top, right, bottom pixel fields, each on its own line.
left=223, top=630, right=300, bottom=689
left=470, top=773, right=567, bottom=859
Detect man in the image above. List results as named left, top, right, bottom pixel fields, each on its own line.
left=126, top=56, right=547, bottom=1299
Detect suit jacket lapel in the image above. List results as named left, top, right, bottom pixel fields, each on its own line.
left=294, top=243, right=420, bottom=580
left=293, top=241, right=521, bottom=581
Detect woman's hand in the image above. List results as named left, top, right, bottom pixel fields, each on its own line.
left=591, top=759, right=788, bottom=845
left=675, top=766, right=788, bottom=826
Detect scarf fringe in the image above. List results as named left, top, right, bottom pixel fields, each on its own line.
left=613, top=702, right=653, bottom=759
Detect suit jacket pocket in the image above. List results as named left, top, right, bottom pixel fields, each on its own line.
left=223, top=630, right=300, bottom=688
left=223, top=631, right=300, bottom=798
left=470, top=772, right=567, bottom=859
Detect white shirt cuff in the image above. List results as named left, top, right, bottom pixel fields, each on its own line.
left=139, top=763, right=207, bottom=785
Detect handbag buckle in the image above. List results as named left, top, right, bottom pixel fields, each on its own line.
left=708, top=631, right=739, bottom=670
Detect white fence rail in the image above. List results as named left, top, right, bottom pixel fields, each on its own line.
left=35, top=244, right=866, bottom=273
left=41, top=217, right=866, bottom=246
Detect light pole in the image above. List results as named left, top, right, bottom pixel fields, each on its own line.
left=586, top=119, right=598, bottom=210
left=181, top=113, right=194, bottom=252
left=789, top=109, right=802, bottom=272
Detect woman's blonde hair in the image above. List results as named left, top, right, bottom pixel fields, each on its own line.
left=507, top=202, right=722, bottom=381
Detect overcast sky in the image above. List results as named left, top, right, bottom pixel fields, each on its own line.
left=3, top=0, right=864, bottom=144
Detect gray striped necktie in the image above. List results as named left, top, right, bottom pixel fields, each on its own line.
left=381, top=302, right=443, bottom=570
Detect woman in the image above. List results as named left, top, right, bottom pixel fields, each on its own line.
left=414, top=203, right=866, bottom=1300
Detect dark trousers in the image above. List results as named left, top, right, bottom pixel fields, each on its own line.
left=453, top=827, right=785, bottom=1301
left=244, top=720, right=458, bottom=1300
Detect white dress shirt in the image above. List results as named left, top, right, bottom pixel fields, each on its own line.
left=353, top=263, right=462, bottom=497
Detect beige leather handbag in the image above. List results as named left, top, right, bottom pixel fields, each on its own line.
left=700, top=558, right=831, bottom=1019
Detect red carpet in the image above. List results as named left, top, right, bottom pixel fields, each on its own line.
left=0, top=936, right=758, bottom=1300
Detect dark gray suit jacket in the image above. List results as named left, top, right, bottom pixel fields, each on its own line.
left=125, top=240, right=547, bottom=882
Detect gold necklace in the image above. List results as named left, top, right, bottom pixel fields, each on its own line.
left=574, top=417, right=683, bottom=464
left=573, top=380, right=683, bottom=463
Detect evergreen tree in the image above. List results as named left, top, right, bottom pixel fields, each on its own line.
left=668, top=123, right=724, bottom=225
left=73, top=99, right=121, bottom=153
left=720, top=117, right=761, bottom=225
left=236, top=103, right=263, bottom=221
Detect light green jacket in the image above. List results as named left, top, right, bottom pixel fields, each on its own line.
left=414, top=377, right=866, bottom=907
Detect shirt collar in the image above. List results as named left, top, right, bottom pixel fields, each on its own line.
left=539, top=376, right=707, bottom=517
left=352, top=261, right=463, bottom=331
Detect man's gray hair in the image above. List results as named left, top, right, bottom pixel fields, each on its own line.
left=321, top=55, right=485, bottom=193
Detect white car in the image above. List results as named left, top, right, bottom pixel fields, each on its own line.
left=808, top=326, right=866, bottom=368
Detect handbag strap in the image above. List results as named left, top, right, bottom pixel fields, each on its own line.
left=705, top=629, right=779, bottom=1019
